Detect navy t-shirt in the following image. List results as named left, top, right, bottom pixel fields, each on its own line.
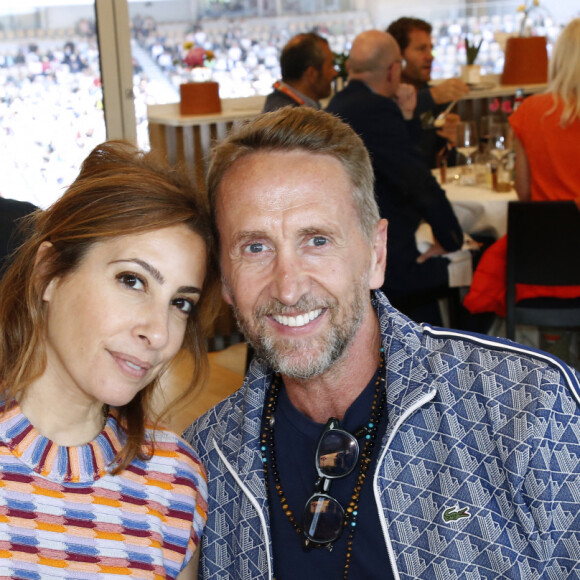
left=266, top=372, right=394, bottom=579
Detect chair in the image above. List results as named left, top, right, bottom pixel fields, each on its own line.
left=506, top=201, right=580, bottom=339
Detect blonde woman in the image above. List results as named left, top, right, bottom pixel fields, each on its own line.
left=510, top=18, right=580, bottom=202
left=464, top=19, right=580, bottom=317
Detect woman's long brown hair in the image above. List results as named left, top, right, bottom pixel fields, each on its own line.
left=0, top=140, right=219, bottom=473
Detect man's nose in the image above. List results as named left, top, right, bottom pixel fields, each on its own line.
left=270, top=249, right=310, bottom=305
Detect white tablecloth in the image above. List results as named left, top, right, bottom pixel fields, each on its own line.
left=415, top=181, right=517, bottom=287
left=445, top=182, right=518, bottom=238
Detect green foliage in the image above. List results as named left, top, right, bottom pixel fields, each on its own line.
left=333, top=52, right=348, bottom=79
left=465, top=37, right=483, bottom=65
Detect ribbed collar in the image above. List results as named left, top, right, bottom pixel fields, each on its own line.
left=0, top=402, right=124, bottom=484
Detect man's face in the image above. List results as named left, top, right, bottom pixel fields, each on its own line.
left=312, top=42, right=338, bottom=100
left=402, top=29, right=434, bottom=84
left=216, top=150, right=385, bottom=379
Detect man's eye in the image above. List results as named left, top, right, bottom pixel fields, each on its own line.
left=245, top=243, right=264, bottom=254
left=172, top=297, right=195, bottom=315
left=310, top=237, right=328, bottom=247
left=118, top=273, right=145, bottom=291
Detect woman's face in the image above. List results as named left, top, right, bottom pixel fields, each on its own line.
left=40, top=224, right=207, bottom=408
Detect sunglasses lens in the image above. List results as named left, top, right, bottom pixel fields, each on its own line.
left=317, top=430, right=359, bottom=477
left=303, top=494, right=344, bottom=544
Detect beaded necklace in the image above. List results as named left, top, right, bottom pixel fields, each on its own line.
left=260, top=348, right=386, bottom=580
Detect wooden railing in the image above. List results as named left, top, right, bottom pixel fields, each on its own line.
left=147, top=95, right=265, bottom=192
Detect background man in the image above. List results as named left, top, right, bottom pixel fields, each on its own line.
left=261, top=32, right=337, bottom=112
left=326, top=29, right=463, bottom=325
left=184, top=106, right=580, bottom=579
left=387, top=17, right=469, bottom=167
left=0, top=196, right=37, bottom=276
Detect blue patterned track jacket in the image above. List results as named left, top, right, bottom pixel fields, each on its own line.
left=184, top=291, right=580, bottom=579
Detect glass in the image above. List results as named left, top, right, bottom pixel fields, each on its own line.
left=479, top=115, right=496, bottom=153
left=302, top=418, right=359, bottom=546
left=489, top=122, right=514, bottom=191
left=489, top=122, right=511, bottom=162
left=456, top=121, right=478, bottom=165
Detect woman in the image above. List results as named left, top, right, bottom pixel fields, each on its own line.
left=510, top=17, right=580, bottom=202
left=464, top=18, right=580, bottom=317
left=0, top=140, right=219, bottom=578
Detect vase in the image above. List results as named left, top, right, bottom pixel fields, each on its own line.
left=500, top=36, right=548, bottom=85
left=179, top=81, right=222, bottom=116
left=460, top=64, right=481, bottom=84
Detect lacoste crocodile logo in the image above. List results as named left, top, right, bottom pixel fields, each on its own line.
left=443, top=506, right=470, bottom=522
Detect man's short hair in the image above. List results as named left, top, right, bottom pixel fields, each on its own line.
left=386, top=17, right=432, bottom=53
left=207, top=107, right=380, bottom=244
left=280, top=32, right=329, bottom=82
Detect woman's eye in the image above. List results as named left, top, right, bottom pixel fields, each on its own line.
left=118, top=273, right=145, bottom=291
left=172, top=297, right=195, bottom=315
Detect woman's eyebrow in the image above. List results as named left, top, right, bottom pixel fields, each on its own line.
left=111, top=258, right=165, bottom=284
left=179, top=285, right=202, bottom=296
left=112, top=259, right=201, bottom=295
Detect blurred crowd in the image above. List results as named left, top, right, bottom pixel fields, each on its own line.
left=0, top=8, right=566, bottom=208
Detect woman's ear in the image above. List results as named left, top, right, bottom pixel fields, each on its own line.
left=34, top=242, right=57, bottom=302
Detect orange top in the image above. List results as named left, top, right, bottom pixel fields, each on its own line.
left=509, top=93, right=580, bottom=201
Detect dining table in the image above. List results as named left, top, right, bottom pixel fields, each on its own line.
left=416, top=169, right=518, bottom=288
left=444, top=179, right=518, bottom=239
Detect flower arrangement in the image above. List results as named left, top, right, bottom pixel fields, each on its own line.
left=517, top=0, right=540, bottom=36
left=489, top=97, right=513, bottom=120
left=181, top=41, right=215, bottom=69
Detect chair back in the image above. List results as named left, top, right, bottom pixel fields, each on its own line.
left=506, top=200, right=580, bottom=338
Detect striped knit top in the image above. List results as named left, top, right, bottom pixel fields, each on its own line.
left=0, top=402, right=208, bottom=579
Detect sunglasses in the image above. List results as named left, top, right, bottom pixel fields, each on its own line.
left=302, top=418, right=362, bottom=548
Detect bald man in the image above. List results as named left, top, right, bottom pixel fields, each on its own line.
left=326, top=30, right=463, bottom=325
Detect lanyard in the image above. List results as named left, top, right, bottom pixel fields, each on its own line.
left=273, top=81, right=306, bottom=106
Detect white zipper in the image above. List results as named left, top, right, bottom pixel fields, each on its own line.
left=373, top=389, right=436, bottom=580
left=214, top=439, right=273, bottom=580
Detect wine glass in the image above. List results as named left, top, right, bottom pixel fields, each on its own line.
left=456, top=121, right=478, bottom=166
left=489, top=122, right=510, bottom=163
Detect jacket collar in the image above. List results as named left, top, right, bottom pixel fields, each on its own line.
left=216, top=291, right=435, bottom=489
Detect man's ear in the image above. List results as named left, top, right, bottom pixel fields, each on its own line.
left=369, top=218, right=388, bottom=290
left=34, top=241, right=58, bottom=302
left=304, top=64, right=320, bottom=85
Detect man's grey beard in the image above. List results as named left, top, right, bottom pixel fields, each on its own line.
left=225, top=280, right=367, bottom=379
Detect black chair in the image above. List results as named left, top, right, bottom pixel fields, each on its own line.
left=506, top=201, right=580, bottom=340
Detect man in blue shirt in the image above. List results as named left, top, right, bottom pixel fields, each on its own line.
left=326, top=30, right=463, bottom=325
left=184, top=105, right=580, bottom=580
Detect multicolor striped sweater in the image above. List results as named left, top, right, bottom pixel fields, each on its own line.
left=0, top=402, right=208, bottom=579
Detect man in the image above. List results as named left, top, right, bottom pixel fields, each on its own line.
left=387, top=17, right=469, bottom=167
left=184, top=106, right=580, bottom=579
left=261, top=32, right=337, bottom=112
left=326, top=30, right=463, bottom=324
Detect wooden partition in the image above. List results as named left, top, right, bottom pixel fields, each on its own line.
left=147, top=95, right=265, bottom=192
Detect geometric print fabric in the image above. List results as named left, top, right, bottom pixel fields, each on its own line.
left=185, top=291, right=580, bottom=579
